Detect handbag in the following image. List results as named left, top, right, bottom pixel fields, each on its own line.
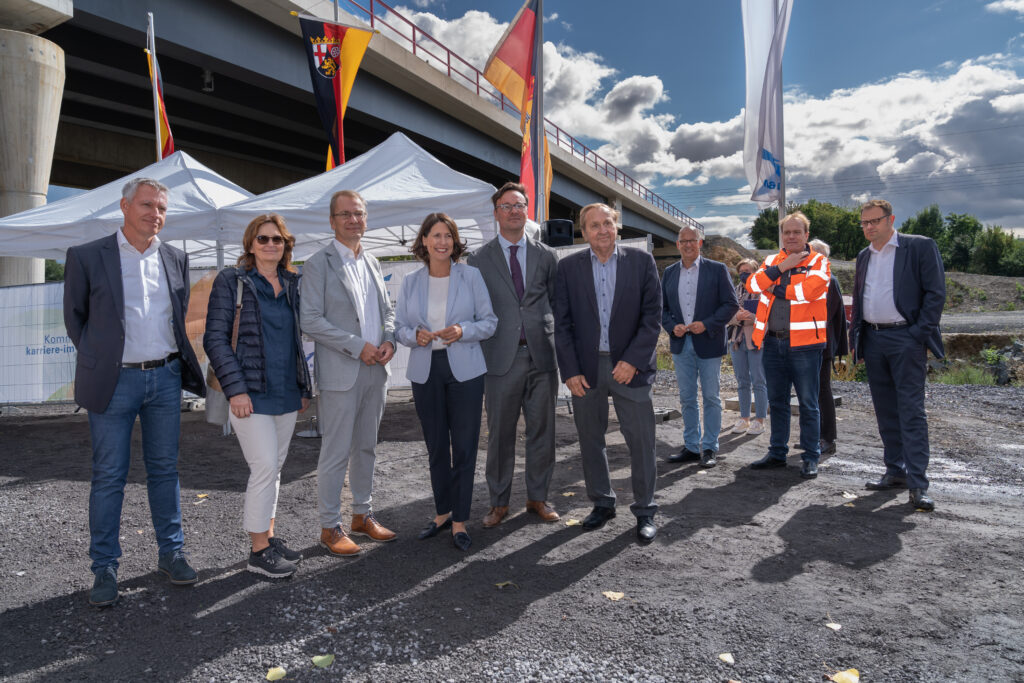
left=205, top=271, right=243, bottom=425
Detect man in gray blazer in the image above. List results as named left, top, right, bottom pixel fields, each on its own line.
left=300, top=190, right=397, bottom=556
left=63, top=178, right=206, bottom=607
left=467, top=182, right=561, bottom=528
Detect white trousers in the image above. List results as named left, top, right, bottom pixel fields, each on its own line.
left=229, top=411, right=298, bottom=533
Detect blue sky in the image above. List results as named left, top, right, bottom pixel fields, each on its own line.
left=391, top=0, right=1024, bottom=242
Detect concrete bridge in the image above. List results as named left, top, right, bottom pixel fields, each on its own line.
left=1, top=0, right=698, bottom=283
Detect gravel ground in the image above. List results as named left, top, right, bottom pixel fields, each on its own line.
left=1, top=371, right=1022, bottom=682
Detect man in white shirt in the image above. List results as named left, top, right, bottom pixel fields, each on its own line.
left=63, top=178, right=206, bottom=607
left=850, top=199, right=946, bottom=511
left=300, top=190, right=398, bottom=555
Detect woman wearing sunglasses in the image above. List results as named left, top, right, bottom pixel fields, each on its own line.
left=204, top=214, right=311, bottom=578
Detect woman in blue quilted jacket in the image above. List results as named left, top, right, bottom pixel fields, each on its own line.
left=203, top=214, right=311, bottom=579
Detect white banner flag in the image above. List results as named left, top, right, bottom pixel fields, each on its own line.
left=742, top=0, right=793, bottom=205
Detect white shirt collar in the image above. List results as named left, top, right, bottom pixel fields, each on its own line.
left=116, top=228, right=161, bottom=256
left=869, top=229, right=900, bottom=255
left=497, top=232, right=527, bottom=251
left=681, top=255, right=701, bottom=271
left=334, top=239, right=362, bottom=263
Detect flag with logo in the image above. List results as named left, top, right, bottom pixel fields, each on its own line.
left=742, top=0, right=792, bottom=205
left=145, top=13, right=174, bottom=160
left=298, top=15, right=373, bottom=168
left=483, top=0, right=551, bottom=221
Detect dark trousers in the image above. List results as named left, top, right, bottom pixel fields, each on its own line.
left=412, top=351, right=485, bottom=523
left=818, top=356, right=837, bottom=445
left=863, top=326, right=931, bottom=490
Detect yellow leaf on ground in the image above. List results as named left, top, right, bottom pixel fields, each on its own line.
left=841, top=491, right=857, bottom=499
left=565, top=519, right=581, bottom=526
left=696, top=470, right=707, bottom=475
left=828, top=668, right=860, bottom=683
left=826, top=622, right=842, bottom=631
left=719, top=652, right=735, bottom=664
left=602, top=591, right=625, bottom=601
left=311, top=654, right=334, bottom=668
left=196, top=493, right=209, bottom=499
left=562, top=491, right=576, bottom=497
left=266, top=666, right=286, bottom=680
left=495, top=581, right=519, bottom=590
left=843, top=502, right=855, bottom=508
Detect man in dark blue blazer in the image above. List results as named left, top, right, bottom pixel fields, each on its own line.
left=63, top=178, right=205, bottom=606
left=553, top=203, right=662, bottom=544
left=850, top=199, right=945, bottom=511
left=661, top=226, right=738, bottom=467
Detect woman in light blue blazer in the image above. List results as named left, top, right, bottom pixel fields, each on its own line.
left=395, top=212, right=497, bottom=551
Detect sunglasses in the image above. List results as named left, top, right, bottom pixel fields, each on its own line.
left=255, top=235, right=285, bottom=245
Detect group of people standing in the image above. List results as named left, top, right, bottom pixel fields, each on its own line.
left=63, top=176, right=944, bottom=608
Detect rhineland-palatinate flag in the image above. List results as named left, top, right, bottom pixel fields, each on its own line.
left=145, top=13, right=174, bottom=160
left=484, top=0, right=551, bottom=222
left=298, top=15, right=372, bottom=169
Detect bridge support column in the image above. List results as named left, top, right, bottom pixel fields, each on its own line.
left=0, top=29, right=65, bottom=285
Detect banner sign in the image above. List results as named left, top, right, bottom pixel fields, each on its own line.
left=0, top=283, right=76, bottom=404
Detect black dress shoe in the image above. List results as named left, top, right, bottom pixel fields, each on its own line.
left=699, top=449, right=717, bottom=468
left=581, top=506, right=616, bottom=530
left=636, top=516, right=657, bottom=544
left=800, top=460, right=818, bottom=479
left=451, top=531, right=472, bottom=551
left=865, top=473, right=908, bottom=490
left=750, top=453, right=787, bottom=469
left=819, top=440, right=836, bottom=455
left=417, top=517, right=452, bottom=540
left=667, top=447, right=701, bottom=464
left=909, top=488, right=935, bottom=512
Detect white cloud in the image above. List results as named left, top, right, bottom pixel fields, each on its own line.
left=986, top=0, right=1024, bottom=15
left=694, top=214, right=758, bottom=245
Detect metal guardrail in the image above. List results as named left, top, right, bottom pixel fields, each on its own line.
left=342, top=0, right=702, bottom=229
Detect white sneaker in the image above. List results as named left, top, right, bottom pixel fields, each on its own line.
left=730, top=419, right=750, bottom=434
left=747, top=420, right=765, bottom=436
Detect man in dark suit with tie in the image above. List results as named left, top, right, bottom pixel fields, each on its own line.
left=851, top=199, right=946, bottom=511
left=661, top=226, right=738, bottom=468
left=553, top=202, right=662, bottom=544
left=467, top=182, right=561, bottom=528
left=63, top=178, right=206, bottom=606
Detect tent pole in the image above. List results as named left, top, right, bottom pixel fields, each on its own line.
left=216, top=240, right=224, bottom=270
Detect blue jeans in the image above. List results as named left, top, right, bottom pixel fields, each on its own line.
left=730, top=344, right=767, bottom=419
left=87, top=359, right=185, bottom=572
left=762, top=336, right=822, bottom=462
left=672, top=336, right=723, bottom=453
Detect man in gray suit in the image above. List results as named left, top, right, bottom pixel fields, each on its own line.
left=300, top=190, right=397, bottom=556
left=467, top=182, right=561, bottom=528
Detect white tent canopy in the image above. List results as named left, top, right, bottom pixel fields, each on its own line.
left=218, top=132, right=498, bottom=262
left=0, top=151, right=253, bottom=260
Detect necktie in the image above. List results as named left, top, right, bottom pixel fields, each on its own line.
left=509, top=245, right=525, bottom=299
left=509, top=245, right=526, bottom=342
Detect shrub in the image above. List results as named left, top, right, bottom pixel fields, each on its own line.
left=932, top=365, right=996, bottom=386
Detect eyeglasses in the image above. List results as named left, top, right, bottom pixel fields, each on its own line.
left=332, top=211, right=367, bottom=220
left=860, top=215, right=890, bottom=228
left=496, top=202, right=528, bottom=213
left=678, top=239, right=699, bottom=245
left=255, top=235, right=285, bottom=245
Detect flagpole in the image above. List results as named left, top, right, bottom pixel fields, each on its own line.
left=147, top=13, right=161, bottom=162
left=531, top=0, right=546, bottom=224
left=774, top=0, right=786, bottom=230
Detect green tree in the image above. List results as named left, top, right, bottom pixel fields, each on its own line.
left=943, top=212, right=983, bottom=272
left=44, top=259, right=64, bottom=282
left=970, top=226, right=1014, bottom=275
left=749, top=200, right=863, bottom=259
left=751, top=206, right=779, bottom=250
left=997, top=238, right=1024, bottom=277
left=900, top=204, right=945, bottom=242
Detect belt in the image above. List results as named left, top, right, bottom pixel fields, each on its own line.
left=766, top=330, right=789, bottom=339
left=864, top=321, right=908, bottom=330
left=123, top=352, right=180, bottom=370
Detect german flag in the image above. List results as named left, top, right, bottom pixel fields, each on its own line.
left=298, top=16, right=372, bottom=169
left=145, top=13, right=174, bottom=159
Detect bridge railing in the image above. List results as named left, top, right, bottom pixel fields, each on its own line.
left=340, top=0, right=701, bottom=229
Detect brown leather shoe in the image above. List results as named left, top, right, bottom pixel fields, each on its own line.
left=482, top=506, right=509, bottom=528
left=350, top=513, right=397, bottom=542
left=525, top=500, right=560, bottom=522
left=320, top=525, right=361, bottom=556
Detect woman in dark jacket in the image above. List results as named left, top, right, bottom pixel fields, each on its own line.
left=808, top=239, right=849, bottom=455
left=204, top=213, right=311, bottom=578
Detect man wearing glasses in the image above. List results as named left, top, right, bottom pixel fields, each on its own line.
left=301, top=190, right=398, bottom=555
left=467, top=182, right=561, bottom=528
left=661, top=225, right=738, bottom=468
left=851, top=199, right=945, bottom=511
